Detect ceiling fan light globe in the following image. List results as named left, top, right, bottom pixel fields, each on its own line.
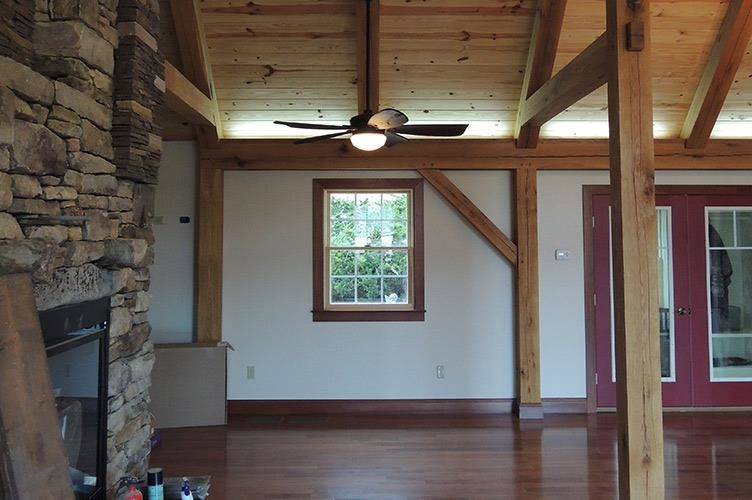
left=350, top=131, right=386, bottom=151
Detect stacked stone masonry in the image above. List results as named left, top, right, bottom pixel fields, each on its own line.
left=0, top=0, right=162, bottom=496
left=114, top=0, right=164, bottom=185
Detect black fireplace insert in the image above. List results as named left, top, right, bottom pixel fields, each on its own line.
left=40, top=297, right=110, bottom=500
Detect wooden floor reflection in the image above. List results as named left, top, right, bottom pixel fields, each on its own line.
left=149, top=413, right=752, bottom=499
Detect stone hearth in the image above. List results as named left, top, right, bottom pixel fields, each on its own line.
left=0, top=0, right=163, bottom=494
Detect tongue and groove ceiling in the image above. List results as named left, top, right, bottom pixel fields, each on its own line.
left=159, top=0, right=750, bottom=141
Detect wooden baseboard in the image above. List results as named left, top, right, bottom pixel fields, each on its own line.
left=227, top=398, right=587, bottom=417
left=543, top=398, right=588, bottom=414
left=597, top=405, right=752, bottom=413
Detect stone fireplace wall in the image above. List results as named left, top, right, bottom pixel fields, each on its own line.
left=0, top=0, right=162, bottom=494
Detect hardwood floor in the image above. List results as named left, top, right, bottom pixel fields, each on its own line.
left=149, top=413, right=752, bottom=499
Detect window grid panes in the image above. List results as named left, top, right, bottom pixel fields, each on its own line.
left=706, top=208, right=752, bottom=381
left=326, top=191, right=411, bottom=307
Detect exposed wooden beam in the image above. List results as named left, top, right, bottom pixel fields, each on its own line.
left=169, top=0, right=212, bottom=96
left=196, top=160, right=224, bottom=343
left=418, top=169, right=517, bottom=266
left=518, top=32, right=608, bottom=133
left=515, top=0, right=568, bottom=148
left=681, top=0, right=752, bottom=149
left=356, top=0, right=380, bottom=112
left=607, top=0, right=665, bottom=497
left=0, top=274, right=75, bottom=499
left=514, top=167, right=541, bottom=419
left=200, top=139, right=752, bottom=171
left=169, top=0, right=222, bottom=141
left=164, top=61, right=216, bottom=128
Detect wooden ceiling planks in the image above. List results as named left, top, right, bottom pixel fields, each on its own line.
left=156, top=0, right=752, bottom=141
left=716, top=19, right=752, bottom=138
left=543, top=0, right=728, bottom=138
left=682, top=1, right=752, bottom=148
left=380, top=0, right=535, bottom=127
left=199, top=0, right=358, bottom=138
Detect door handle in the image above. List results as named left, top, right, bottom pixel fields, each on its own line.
left=676, top=307, right=691, bottom=316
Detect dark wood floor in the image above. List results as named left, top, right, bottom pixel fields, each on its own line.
left=149, top=413, right=752, bottom=499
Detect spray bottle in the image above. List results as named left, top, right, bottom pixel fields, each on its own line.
left=180, top=477, right=194, bottom=500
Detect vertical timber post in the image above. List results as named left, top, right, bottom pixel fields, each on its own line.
left=196, top=159, right=224, bottom=343
left=515, top=166, right=543, bottom=419
left=607, top=0, right=666, bottom=498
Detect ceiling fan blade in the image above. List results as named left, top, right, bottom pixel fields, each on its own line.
left=385, top=132, right=408, bottom=148
left=275, top=120, right=352, bottom=131
left=293, top=131, right=352, bottom=144
left=391, top=124, right=469, bottom=137
left=368, top=108, right=409, bottom=130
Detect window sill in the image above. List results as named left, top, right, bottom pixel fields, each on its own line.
left=312, top=310, right=425, bottom=322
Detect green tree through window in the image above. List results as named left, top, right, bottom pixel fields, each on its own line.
left=328, top=191, right=410, bottom=305
left=313, top=178, right=424, bottom=322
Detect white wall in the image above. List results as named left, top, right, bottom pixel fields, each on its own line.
left=150, top=141, right=197, bottom=344
left=223, top=170, right=517, bottom=400
left=151, top=154, right=752, bottom=400
left=538, top=171, right=608, bottom=398
left=537, top=170, right=752, bottom=398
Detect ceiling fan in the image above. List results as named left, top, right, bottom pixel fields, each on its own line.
left=273, top=0, right=469, bottom=151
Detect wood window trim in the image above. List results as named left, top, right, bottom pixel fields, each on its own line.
left=312, top=178, right=425, bottom=322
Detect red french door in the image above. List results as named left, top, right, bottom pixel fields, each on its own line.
left=687, top=195, right=752, bottom=406
left=593, top=193, right=693, bottom=407
left=592, top=190, right=752, bottom=408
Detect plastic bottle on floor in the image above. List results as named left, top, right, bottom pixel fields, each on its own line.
left=180, top=478, right=194, bottom=500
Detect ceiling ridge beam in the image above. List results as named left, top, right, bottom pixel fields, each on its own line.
left=201, top=138, right=752, bottom=158
left=356, top=0, right=380, bottom=113
left=169, top=0, right=222, bottom=142
left=199, top=138, right=752, bottom=170
left=681, top=0, right=752, bottom=150
left=164, top=61, right=216, bottom=128
left=515, top=0, right=568, bottom=148
left=517, top=32, right=608, bottom=141
left=418, top=169, right=518, bottom=265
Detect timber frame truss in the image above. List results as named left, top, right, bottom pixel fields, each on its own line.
left=163, top=2, right=752, bottom=497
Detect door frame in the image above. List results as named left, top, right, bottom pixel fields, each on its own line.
left=582, top=185, right=752, bottom=412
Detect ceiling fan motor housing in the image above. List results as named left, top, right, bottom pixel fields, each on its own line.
left=350, top=111, right=373, bottom=129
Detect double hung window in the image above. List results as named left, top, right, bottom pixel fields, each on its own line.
left=312, top=179, right=424, bottom=321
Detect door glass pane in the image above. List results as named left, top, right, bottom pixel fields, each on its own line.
left=610, top=207, right=675, bottom=382
left=656, top=208, right=675, bottom=379
left=736, top=211, right=752, bottom=247
left=707, top=208, right=752, bottom=380
left=708, top=211, right=735, bottom=247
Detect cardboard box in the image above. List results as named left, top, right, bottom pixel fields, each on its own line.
left=150, top=344, right=227, bottom=428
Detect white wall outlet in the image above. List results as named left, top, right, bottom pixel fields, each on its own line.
left=555, top=249, right=571, bottom=261
left=246, top=366, right=255, bottom=380
left=436, top=365, right=445, bottom=379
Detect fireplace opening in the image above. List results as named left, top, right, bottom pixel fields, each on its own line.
left=40, top=297, right=110, bottom=500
